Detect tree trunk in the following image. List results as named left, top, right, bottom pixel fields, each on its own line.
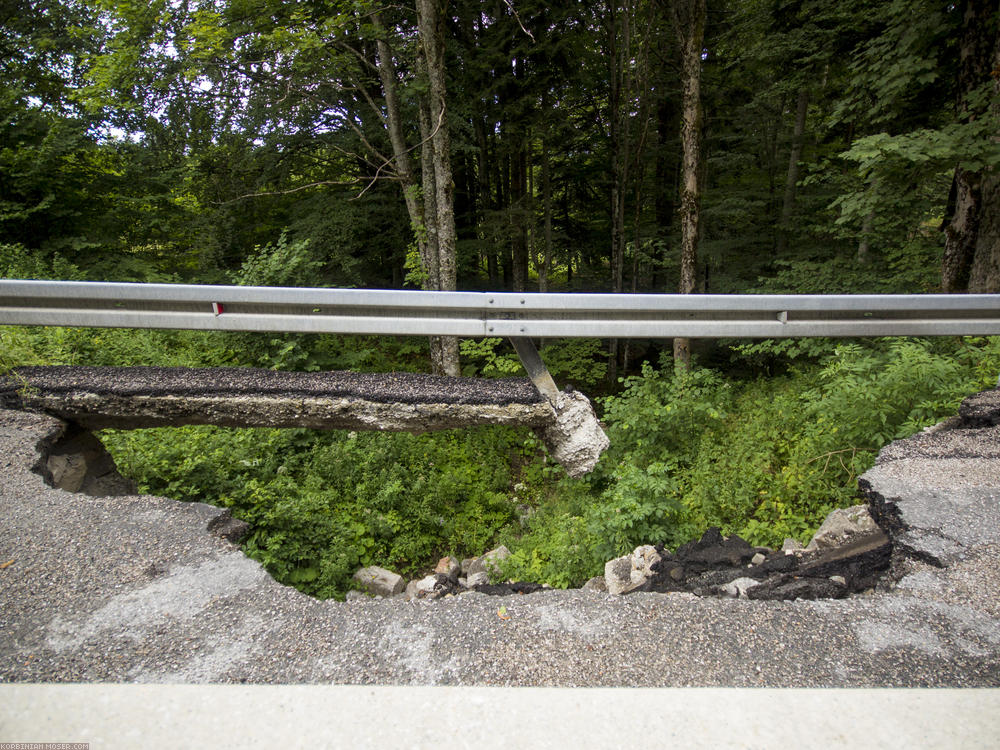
left=969, top=169, right=1000, bottom=291
left=527, top=139, right=535, bottom=283
left=623, top=162, right=645, bottom=372
left=608, top=167, right=625, bottom=380
left=511, top=146, right=529, bottom=292
left=540, top=137, right=553, bottom=293
left=473, top=117, right=497, bottom=285
left=671, top=0, right=706, bottom=369
left=418, top=97, right=445, bottom=371
left=374, top=19, right=426, bottom=272
left=417, top=0, right=460, bottom=375
left=941, top=0, right=999, bottom=293
left=776, top=88, right=808, bottom=256
left=376, top=17, right=440, bottom=372
left=563, top=191, right=573, bottom=286
left=500, top=151, right=513, bottom=287
left=418, top=99, right=441, bottom=290
left=654, top=96, right=677, bottom=289
left=375, top=8, right=459, bottom=375
left=606, top=1, right=634, bottom=382
left=857, top=209, right=875, bottom=265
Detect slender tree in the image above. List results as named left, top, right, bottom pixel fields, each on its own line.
left=417, top=0, right=460, bottom=373
left=669, top=0, right=706, bottom=367
left=776, top=88, right=809, bottom=256
left=941, top=0, right=1000, bottom=293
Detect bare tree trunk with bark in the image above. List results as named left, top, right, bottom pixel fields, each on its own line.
left=671, top=0, right=706, bottom=368
left=540, top=137, right=553, bottom=293
left=776, top=88, right=808, bottom=256
left=375, top=8, right=459, bottom=375
left=941, top=0, right=999, bottom=294
left=968, top=169, right=1000, bottom=291
left=606, top=0, right=654, bottom=380
left=417, top=0, right=460, bottom=374
left=374, top=24, right=421, bottom=231
left=511, top=146, right=529, bottom=292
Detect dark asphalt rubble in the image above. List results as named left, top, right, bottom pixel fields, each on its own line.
left=960, top=388, right=1000, bottom=427
left=2, top=365, right=544, bottom=406
left=601, top=526, right=889, bottom=601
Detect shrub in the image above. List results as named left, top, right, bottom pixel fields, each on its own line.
left=502, top=337, right=1000, bottom=580
left=102, top=425, right=529, bottom=599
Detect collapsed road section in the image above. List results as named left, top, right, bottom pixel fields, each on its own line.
left=1, top=389, right=999, bottom=685
left=0, top=365, right=609, bottom=478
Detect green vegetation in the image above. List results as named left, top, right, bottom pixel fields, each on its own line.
left=498, top=337, right=1000, bottom=584
left=2, top=0, right=997, bottom=597
left=7, top=318, right=997, bottom=596
left=104, top=425, right=528, bottom=598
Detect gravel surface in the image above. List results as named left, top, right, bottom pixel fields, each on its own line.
left=1, top=390, right=999, bottom=686
left=3, top=366, right=544, bottom=406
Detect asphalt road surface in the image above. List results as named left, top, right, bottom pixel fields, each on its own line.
left=3, top=365, right=544, bottom=406
left=1, top=390, right=999, bottom=686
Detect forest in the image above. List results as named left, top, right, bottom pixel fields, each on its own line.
left=2, top=0, right=998, bottom=597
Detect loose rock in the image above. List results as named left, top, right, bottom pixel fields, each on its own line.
left=604, top=555, right=634, bottom=596
left=606, top=513, right=890, bottom=601
left=414, top=575, right=440, bottom=597
left=806, top=505, right=879, bottom=551
left=719, top=577, right=760, bottom=599
left=44, top=426, right=134, bottom=496
left=206, top=508, right=251, bottom=544
left=352, top=566, right=406, bottom=597
left=465, top=571, right=490, bottom=588
left=538, top=391, right=609, bottom=478
left=434, top=556, right=461, bottom=579
left=782, top=538, right=804, bottom=554
left=605, top=545, right=662, bottom=595
left=468, top=546, right=510, bottom=578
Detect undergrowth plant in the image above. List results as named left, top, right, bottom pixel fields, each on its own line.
left=102, top=424, right=533, bottom=599
left=501, top=336, right=1000, bottom=583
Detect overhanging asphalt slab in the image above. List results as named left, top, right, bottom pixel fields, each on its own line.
left=0, top=366, right=552, bottom=432
left=0, top=365, right=608, bottom=478
left=3, top=365, right=545, bottom=405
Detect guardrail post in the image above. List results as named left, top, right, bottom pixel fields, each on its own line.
left=509, top=337, right=560, bottom=405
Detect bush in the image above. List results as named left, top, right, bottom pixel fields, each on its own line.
left=501, top=337, right=1000, bottom=581
left=102, top=425, right=530, bottom=599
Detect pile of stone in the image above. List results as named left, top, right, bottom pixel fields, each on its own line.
left=595, top=504, right=889, bottom=600
left=349, top=546, right=544, bottom=601
left=350, top=503, right=891, bottom=602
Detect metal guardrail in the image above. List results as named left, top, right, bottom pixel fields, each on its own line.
left=0, top=279, right=998, bottom=339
